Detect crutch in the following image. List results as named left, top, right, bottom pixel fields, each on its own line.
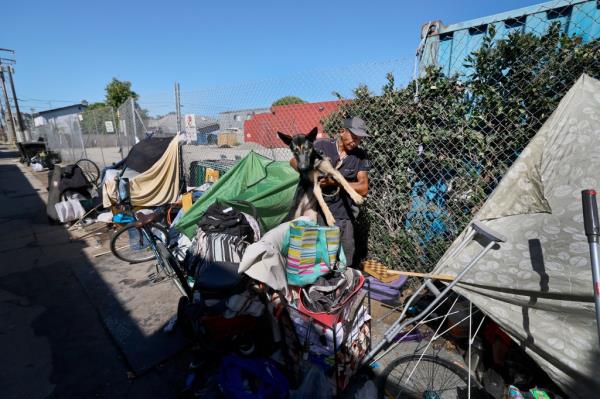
left=361, top=220, right=506, bottom=367
left=581, top=189, right=600, bottom=346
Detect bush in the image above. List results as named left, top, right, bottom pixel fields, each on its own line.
left=322, top=23, right=600, bottom=271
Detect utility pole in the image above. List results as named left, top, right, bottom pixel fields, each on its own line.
left=6, top=65, right=28, bottom=141
left=174, top=82, right=182, bottom=136
left=0, top=67, right=17, bottom=143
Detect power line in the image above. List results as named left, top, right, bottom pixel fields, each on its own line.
left=18, top=97, right=80, bottom=103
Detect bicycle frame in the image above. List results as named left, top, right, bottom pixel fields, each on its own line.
left=136, top=223, right=191, bottom=297
left=365, top=221, right=506, bottom=398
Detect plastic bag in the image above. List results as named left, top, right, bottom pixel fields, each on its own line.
left=54, top=199, right=85, bottom=223
left=31, top=163, right=44, bottom=172
left=289, top=366, right=332, bottom=399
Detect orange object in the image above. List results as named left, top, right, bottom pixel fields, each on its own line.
left=182, top=192, right=193, bottom=212
left=205, top=168, right=220, bottom=183
left=362, top=259, right=404, bottom=283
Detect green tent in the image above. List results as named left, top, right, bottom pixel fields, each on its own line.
left=176, top=151, right=299, bottom=238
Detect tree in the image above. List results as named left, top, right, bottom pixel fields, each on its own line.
left=272, top=96, right=305, bottom=106
left=86, top=102, right=107, bottom=111
left=105, top=78, right=138, bottom=108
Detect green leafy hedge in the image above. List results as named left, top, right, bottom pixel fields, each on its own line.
left=322, top=23, right=600, bottom=271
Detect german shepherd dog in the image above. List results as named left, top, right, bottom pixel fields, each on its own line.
left=278, top=127, right=364, bottom=226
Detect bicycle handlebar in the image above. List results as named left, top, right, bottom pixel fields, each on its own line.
left=582, top=189, right=600, bottom=243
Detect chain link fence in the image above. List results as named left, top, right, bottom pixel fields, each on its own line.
left=31, top=97, right=153, bottom=169
left=167, top=0, right=600, bottom=273
left=78, top=105, right=122, bottom=168
left=31, top=113, right=87, bottom=164
left=173, top=59, right=412, bottom=187
left=29, top=0, right=600, bottom=273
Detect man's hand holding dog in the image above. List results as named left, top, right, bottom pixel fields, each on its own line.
left=318, top=176, right=338, bottom=188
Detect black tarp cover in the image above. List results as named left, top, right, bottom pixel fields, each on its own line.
left=123, top=137, right=173, bottom=173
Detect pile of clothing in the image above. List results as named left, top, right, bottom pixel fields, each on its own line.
left=183, top=202, right=263, bottom=320
left=47, top=164, right=98, bottom=224
left=237, top=218, right=370, bottom=392
left=174, top=197, right=370, bottom=396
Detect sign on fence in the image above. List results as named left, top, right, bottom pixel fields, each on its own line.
left=184, top=114, right=197, bottom=143
left=185, top=114, right=196, bottom=129
left=104, top=121, right=115, bottom=133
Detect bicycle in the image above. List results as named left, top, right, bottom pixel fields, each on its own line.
left=376, top=310, right=486, bottom=399
left=364, top=222, right=507, bottom=399
left=109, top=175, right=190, bottom=298
left=379, top=354, right=477, bottom=399
left=109, top=208, right=188, bottom=296
left=75, top=158, right=100, bottom=187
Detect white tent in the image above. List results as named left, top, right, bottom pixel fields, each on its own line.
left=435, top=74, right=600, bottom=398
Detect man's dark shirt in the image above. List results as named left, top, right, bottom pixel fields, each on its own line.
left=314, top=139, right=370, bottom=221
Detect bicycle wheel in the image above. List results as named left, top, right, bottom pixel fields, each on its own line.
left=76, top=158, right=100, bottom=185
left=110, top=223, right=168, bottom=264
left=378, top=354, right=479, bottom=399
left=155, top=241, right=190, bottom=297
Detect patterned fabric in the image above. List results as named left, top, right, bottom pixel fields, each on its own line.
left=284, top=220, right=345, bottom=286
left=187, top=228, right=248, bottom=277
left=288, top=299, right=370, bottom=391
left=435, top=74, right=600, bottom=398
left=205, top=233, right=247, bottom=263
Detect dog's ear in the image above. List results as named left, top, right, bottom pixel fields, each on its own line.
left=306, top=127, right=319, bottom=142
left=277, top=131, right=293, bottom=146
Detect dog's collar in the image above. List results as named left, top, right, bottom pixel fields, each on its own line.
left=322, top=186, right=341, bottom=198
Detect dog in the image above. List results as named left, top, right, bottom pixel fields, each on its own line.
left=277, top=127, right=364, bottom=226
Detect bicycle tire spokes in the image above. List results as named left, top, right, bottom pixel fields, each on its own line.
left=382, top=355, right=470, bottom=399
left=111, top=223, right=168, bottom=264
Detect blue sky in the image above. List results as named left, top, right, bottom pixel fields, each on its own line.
left=3, top=0, right=543, bottom=116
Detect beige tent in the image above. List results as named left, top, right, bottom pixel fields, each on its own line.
left=435, top=74, right=600, bottom=398
left=103, top=136, right=181, bottom=208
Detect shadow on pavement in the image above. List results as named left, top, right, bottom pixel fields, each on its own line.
left=0, top=158, right=188, bottom=399
left=0, top=145, right=19, bottom=159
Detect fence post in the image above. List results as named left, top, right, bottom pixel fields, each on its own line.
left=175, top=82, right=182, bottom=136
left=75, top=114, right=88, bottom=160
left=130, top=98, right=138, bottom=143
left=112, top=108, right=123, bottom=161
left=91, top=108, right=106, bottom=167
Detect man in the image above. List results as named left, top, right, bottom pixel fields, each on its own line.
left=290, top=116, right=370, bottom=267
left=316, top=116, right=370, bottom=267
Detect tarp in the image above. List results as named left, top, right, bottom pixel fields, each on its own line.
left=435, top=74, right=600, bottom=398
left=103, top=136, right=181, bottom=208
left=176, top=151, right=298, bottom=238
left=123, top=136, right=173, bottom=173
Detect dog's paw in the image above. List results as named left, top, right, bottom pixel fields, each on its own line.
left=351, top=193, right=365, bottom=205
